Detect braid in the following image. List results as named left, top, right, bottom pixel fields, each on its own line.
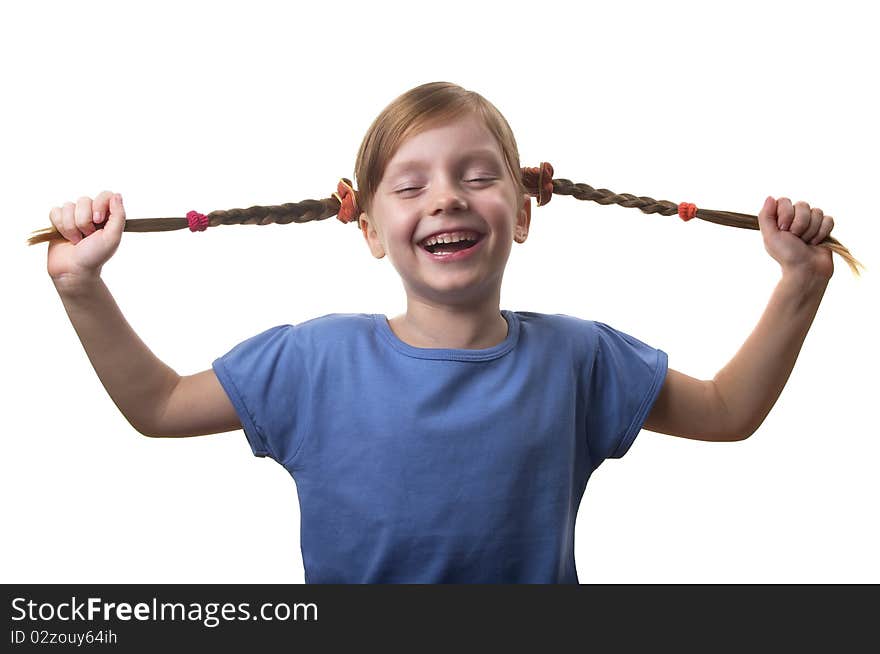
left=26, top=197, right=346, bottom=243
left=525, top=163, right=864, bottom=278
left=28, top=167, right=865, bottom=277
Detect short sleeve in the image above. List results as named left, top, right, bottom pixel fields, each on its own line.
left=585, top=321, right=668, bottom=468
left=211, top=324, right=306, bottom=465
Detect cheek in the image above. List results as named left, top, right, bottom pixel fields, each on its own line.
left=486, top=187, right=520, bottom=218
left=382, top=226, right=419, bottom=256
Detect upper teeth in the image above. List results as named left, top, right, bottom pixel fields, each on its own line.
left=421, top=231, right=480, bottom=247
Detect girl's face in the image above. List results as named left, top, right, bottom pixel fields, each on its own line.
left=361, top=113, right=531, bottom=307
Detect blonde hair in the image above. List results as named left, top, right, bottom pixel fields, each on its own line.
left=28, top=81, right=864, bottom=277
left=352, top=81, right=526, bottom=217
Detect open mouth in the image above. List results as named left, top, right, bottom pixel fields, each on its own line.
left=419, top=233, right=484, bottom=256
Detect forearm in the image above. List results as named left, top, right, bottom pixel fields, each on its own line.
left=53, top=276, right=181, bottom=435
left=712, top=271, right=829, bottom=438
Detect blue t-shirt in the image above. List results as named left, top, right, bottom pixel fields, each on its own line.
left=212, top=310, right=668, bottom=583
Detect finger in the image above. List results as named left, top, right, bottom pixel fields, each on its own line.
left=776, top=197, right=795, bottom=231
left=105, top=193, right=126, bottom=241
left=48, top=206, right=63, bottom=234
left=75, top=196, right=96, bottom=237
left=757, top=195, right=779, bottom=235
left=801, top=207, right=823, bottom=243
left=811, top=215, right=834, bottom=245
left=60, top=202, right=81, bottom=243
left=92, top=190, right=115, bottom=225
left=788, top=201, right=811, bottom=237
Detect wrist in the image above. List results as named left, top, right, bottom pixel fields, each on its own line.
left=780, top=260, right=832, bottom=284
left=781, top=266, right=829, bottom=287
left=52, top=271, right=104, bottom=297
left=778, top=268, right=829, bottom=307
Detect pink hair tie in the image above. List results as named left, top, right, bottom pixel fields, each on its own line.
left=677, top=202, right=697, bottom=222
left=187, top=210, right=209, bottom=232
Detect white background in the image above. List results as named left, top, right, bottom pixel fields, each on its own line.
left=2, top=0, right=877, bottom=583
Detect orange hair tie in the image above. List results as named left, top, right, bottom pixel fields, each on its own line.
left=333, top=178, right=359, bottom=224
left=678, top=202, right=697, bottom=222
left=521, top=162, right=555, bottom=206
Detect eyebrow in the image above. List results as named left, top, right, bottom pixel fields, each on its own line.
left=385, top=148, right=502, bottom=176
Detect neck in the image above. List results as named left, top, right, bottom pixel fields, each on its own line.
left=387, top=296, right=508, bottom=350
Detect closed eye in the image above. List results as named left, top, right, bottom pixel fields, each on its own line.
left=395, top=178, right=496, bottom=194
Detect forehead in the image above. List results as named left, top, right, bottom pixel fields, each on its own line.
left=385, top=115, right=503, bottom=175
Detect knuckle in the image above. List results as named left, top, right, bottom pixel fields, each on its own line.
left=74, top=205, right=91, bottom=224
left=60, top=205, right=78, bottom=236
left=60, top=224, right=77, bottom=242
left=49, top=207, right=62, bottom=230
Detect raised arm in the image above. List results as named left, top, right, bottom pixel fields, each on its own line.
left=149, top=369, right=241, bottom=438
left=54, top=275, right=185, bottom=436
left=48, top=191, right=239, bottom=438
left=644, top=196, right=834, bottom=442
left=711, top=271, right=828, bottom=438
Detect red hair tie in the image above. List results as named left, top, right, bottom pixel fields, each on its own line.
left=333, top=178, right=359, bottom=224
left=187, top=210, right=209, bottom=232
left=521, top=162, right=554, bottom=206
left=678, top=202, right=697, bottom=222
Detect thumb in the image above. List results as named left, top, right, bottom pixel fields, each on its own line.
left=757, top=195, right=779, bottom=235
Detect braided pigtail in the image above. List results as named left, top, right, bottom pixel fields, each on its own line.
left=26, top=178, right=363, bottom=246
left=522, top=162, right=865, bottom=278
left=29, top=167, right=864, bottom=277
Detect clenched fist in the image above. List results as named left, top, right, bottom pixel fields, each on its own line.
left=47, top=191, right=126, bottom=284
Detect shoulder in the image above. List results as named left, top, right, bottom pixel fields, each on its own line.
left=507, top=311, right=601, bottom=367
left=512, top=310, right=594, bottom=334
left=292, top=312, right=374, bottom=341
left=514, top=311, right=599, bottom=346
left=510, top=311, right=657, bottom=347
left=525, top=313, right=665, bottom=372
left=590, top=319, right=660, bottom=353
left=219, top=313, right=373, bottom=355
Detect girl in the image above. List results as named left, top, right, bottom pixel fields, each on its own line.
left=42, top=81, right=844, bottom=583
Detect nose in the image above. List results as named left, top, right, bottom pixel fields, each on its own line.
left=428, top=176, right=468, bottom=215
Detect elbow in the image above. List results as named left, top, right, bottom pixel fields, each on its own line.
left=131, top=420, right=160, bottom=438
left=737, top=411, right=769, bottom=440
left=710, top=381, right=757, bottom=442
left=721, top=418, right=755, bottom=443
left=730, top=421, right=759, bottom=442
left=138, top=425, right=169, bottom=438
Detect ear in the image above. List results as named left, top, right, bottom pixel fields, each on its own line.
left=514, top=193, right=531, bottom=244
left=359, top=212, right=386, bottom=259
